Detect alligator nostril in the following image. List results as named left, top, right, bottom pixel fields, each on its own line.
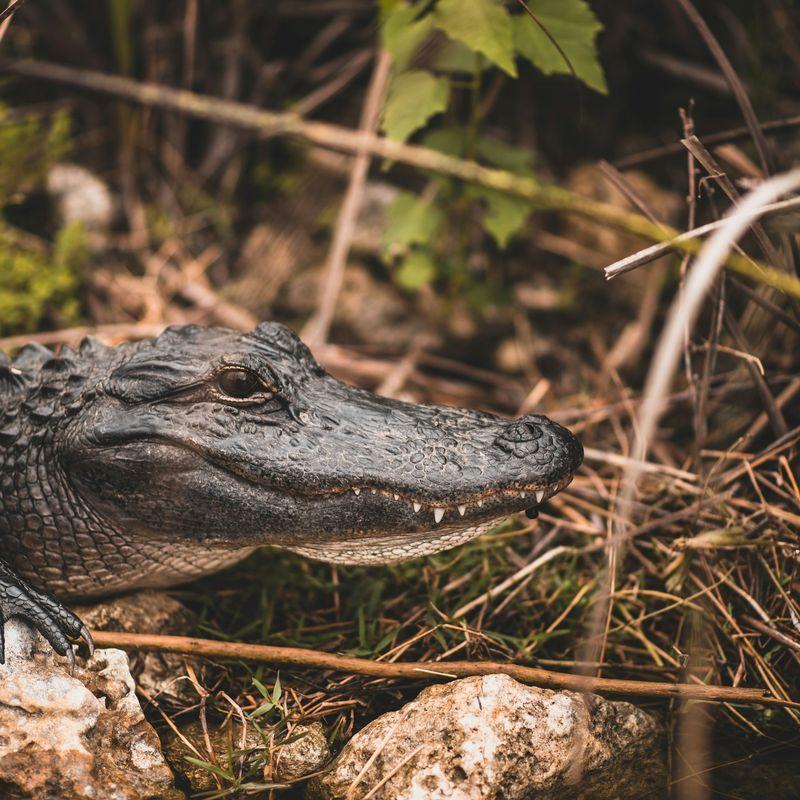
left=502, top=420, right=543, bottom=443
left=494, top=419, right=546, bottom=455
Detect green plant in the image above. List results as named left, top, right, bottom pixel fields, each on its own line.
left=0, top=106, right=71, bottom=203
left=0, top=222, right=86, bottom=336
left=0, top=106, right=85, bottom=336
left=379, top=0, right=606, bottom=303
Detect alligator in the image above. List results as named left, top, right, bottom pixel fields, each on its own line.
left=0, top=322, right=582, bottom=664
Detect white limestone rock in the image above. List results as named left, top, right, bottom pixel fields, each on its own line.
left=272, top=721, right=331, bottom=782
left=46, top=162, right=114, bottom=234
left=309, top=674, right=666, bottom=800
left=73, top=590, right=197, bottom=700
left=0, top=618, right=183, bottom=800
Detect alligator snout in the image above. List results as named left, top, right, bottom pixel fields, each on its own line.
left=494, top=414, right=583, bottom=469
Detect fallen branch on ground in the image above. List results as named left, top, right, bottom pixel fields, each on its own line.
left=90, top=630, right=795, bottom=708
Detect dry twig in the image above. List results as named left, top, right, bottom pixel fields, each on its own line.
left=90, top=630, right=787, bottom=707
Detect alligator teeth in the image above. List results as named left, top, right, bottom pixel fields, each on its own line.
left=413, top=502, right=422, bottom=513
left=520, top=491, right=526, bottom=498
left=393, top=494, right=400, bottom=500
left=457, top=505, right=466, bottom=517
left=353, top=488, right=361, bottom=496
left=433, top=508, right=445, bottom=523
left=477, top=499, right=483, bottom=507
left=535, top=489, right=545, bottom=503
left=371, top=489, right=377, bottom=494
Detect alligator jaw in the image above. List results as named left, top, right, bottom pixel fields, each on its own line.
left=281, top=474, right=576, bottom=565
left=320, top=472, right=575, bottom=525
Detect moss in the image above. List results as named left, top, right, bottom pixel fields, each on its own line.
left=0, top=105, right=84, bottom=336
left=0, top=222, right=86, bottom=336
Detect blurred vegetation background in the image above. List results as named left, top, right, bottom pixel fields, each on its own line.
left=1, top=1, right=800, bottom=798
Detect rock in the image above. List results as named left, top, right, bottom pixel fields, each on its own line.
left=0, top=618, right=183, bottom=800
left=309, top=674, right=666, bottom=800
left=46, top=162, right=115, bottom=235
left=164, top=717, right=330, bottom=793
left=72, top=591, right=197, bottom=700
left=163, top=718, right=263, bottom=794
left=73, top=590, right=192, bottom=634
left=271, top=721, right=330, bottom=782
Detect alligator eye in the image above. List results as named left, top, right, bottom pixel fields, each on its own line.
left=217, top=369, right=262, bottom=399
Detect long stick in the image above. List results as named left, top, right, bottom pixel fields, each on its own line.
left=6, top=58, right=800, bottom=298
left=90, top=630, right=792, bottom=707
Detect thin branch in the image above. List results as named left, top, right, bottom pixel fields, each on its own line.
left=682, top=134, right=785, bottom=272
left=582, top=446, right=697, bottom=482
left=742, top=615, right=800, bottom=653
left=0, top=322, right=167, bottom=351
left=723, top=308, right=788, bottom=438
left=674, top=0, right=773, bottom=174
left=614, top=114, right=800, bottom=170
left=7, top=58, right=800, bottom=297
left=617, top=169, right=800, bottom=539
left=88, top=630, right=790, bottom=707
left=603, top=196, right=800, bottom=281
left=0, top=0, right=29, bottom=26
left=302, top=49, right=391, bottom=346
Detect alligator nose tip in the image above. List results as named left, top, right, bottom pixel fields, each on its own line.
left=494, top=413, right=583, bottom=471
left=501, top=418, right=544, bottom=443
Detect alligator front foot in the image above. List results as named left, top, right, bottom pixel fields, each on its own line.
left=0, top=560, right=93, bottom=669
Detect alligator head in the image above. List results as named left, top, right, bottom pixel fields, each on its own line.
left=64, top=322, right=582, bottom=566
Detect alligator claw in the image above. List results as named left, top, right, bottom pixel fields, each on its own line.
left=0, top=559, right=91, bottom=667
left=65, top=644, right=76, bottom=676
left=79, top=624, right=95, bottom=658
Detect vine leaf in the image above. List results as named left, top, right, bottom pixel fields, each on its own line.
left=513, top=0, right=607, bottom=93
left=435, top=0, right=518, bottom=77
left=381, top=2, right=436, bottom=72
left=470, top=187, right=532, bottom=248
left=381, top=69, right=450, bottom=142
left=384, top=191, right=444, bottom=259
left=396, top=249, right=437, bottom=290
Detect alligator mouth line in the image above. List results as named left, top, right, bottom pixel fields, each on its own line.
left=316, top=473, right=576, bottom=525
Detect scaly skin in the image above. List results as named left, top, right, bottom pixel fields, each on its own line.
left=0, top=322, right=582, bottom=660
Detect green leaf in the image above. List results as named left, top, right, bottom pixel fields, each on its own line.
left=431, top=38, right=485, bottom=74
left=435, top=0, right=517, bottom=78
left=512, top=0, right=607, bottom=94
left=381, top=3, right=436, bottom=72
left=435, top=0, right=517, bottom=77
left=477, top=136, right=535, bottom=176
left=271, top=673, right=282, bottom=704
left=384, top=191, right=443, bottom=258
left=469, top=187, right=532, bottom=248
left=396, top=249, right=437, bottom=290
left=421, top=127, right=468, bottom=158
left=381, top=69, right=450, bottom=142
left=183, top=757, right=234, bottom=781
left=250, top=702, right=275, bottom=718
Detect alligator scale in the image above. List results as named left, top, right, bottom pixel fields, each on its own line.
left=0, top=322, right=582, bottom=661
